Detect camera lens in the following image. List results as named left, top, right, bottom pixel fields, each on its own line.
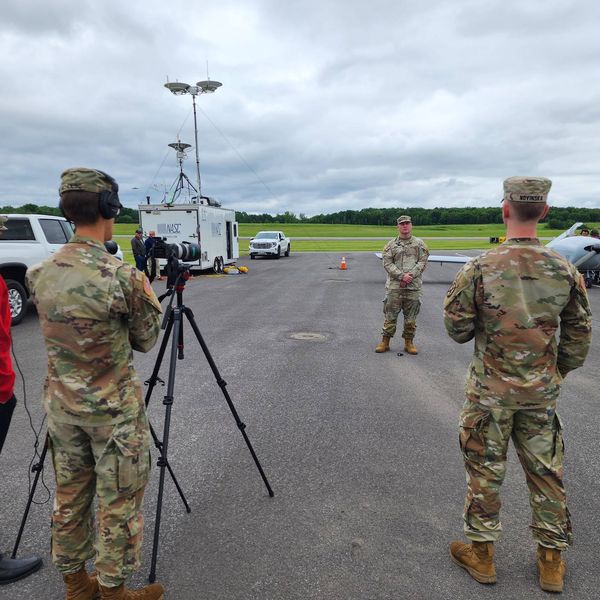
left=178, top=242, right=201, bottom=261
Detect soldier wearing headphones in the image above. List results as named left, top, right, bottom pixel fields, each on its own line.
left=26, top=168, right=164, bottom=600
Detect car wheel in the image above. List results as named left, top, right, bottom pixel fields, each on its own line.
left=6, top=279, right=27, bottom=326
left=285, top=243, right=290, bottom=257
left=275, top=246, right=281, bottom=259
left=250, top=254, right=255, bottom=260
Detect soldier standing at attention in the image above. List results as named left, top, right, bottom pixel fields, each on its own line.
left=375, top=215, right=429, bottom=355
left=26, top=169, right=164, bottom=600
left=444, top=177, right=592, bottom=593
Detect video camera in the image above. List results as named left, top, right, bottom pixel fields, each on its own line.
left=150, top=238, right=201, bottom=286
left=152, top=238, right=201, bottom=262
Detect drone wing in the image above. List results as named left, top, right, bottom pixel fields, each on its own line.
left=375, top=252, right=470, bottom=265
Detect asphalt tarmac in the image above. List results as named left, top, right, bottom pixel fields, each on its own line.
left=1, top=251, right=599, bottom=600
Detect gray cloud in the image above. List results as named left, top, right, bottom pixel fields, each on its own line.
left=1, top=0, right=600, bottom=216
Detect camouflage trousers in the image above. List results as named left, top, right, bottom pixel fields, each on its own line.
left=47, top=411, right=151, bottom=587
left=381, top=289, right=422, bottom=339
left=459, top=400, right=571, bottom=549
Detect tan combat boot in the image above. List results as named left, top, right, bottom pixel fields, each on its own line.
left=449, top=540, right=496, bottom=584
left=99, top=582, right=164, bottom=600
left=537, top=546, right=566, bottom=593
left=403, top=339, right=418, bottom=355
left=375, top=335, right=391, bottom=353
left=64, top=567, right=99, bottom=600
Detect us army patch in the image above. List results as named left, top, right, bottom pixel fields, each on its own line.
left=144, top=274, right=153, bottom=296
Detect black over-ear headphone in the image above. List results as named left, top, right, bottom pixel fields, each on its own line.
left=96, top=170, right=122, bottom=219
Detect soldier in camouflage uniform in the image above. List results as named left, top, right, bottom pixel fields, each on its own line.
left=444, top=177, right=592, bottom=593
left=26, top=168, right=164, bottom=600
left=375, top=215, right=429, bottom=355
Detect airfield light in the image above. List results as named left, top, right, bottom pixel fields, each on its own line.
left=164, top=78, right=223, bottom=197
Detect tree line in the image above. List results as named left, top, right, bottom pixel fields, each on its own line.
left=236, top=206, right=600, bottom=229
left=3, top=203, right=599, bottom=230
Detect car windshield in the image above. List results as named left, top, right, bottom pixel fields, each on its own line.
left=255, top=232, right=279, bottom=239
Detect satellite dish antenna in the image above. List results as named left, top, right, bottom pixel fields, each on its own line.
left=196, top=80, right=222, bottom=93
left=168, top=141, right=192, bottom=162
left=166, top=140, right=198, bottom=204
left=164, top=81, right=190, bottom=95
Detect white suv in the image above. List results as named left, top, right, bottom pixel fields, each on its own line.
left=249, top=231, right=291, bottom=259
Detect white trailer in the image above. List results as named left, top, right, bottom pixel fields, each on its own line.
left=138, top=203, right=239, bottom=272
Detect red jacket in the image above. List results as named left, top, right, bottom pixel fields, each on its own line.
left=0, top=275, right=16, bottom=403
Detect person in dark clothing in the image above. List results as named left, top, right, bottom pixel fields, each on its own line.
left=144, top=231, right=163, bottom=280
left=131, top=228, right=146, bottom=271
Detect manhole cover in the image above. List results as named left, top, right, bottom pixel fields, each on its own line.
left=288, top=332, right=330, bottom=341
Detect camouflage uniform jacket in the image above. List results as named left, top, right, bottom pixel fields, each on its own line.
left=382, top=235, right=429, bottom=291
left=443, top=238, right=592, bottom=409
left=26, top=235, right=162, bottom=426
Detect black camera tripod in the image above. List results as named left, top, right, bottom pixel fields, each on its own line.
left=143, top=270, right=274, bottom=582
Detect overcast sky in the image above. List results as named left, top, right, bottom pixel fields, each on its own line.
left=2, top=0, right=600, bottom=215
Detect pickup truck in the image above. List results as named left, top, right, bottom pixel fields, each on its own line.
left=0, top=214, right=75, bottom=325
left=248, top=230, right=291, bottom=259
left=0, top=214, right=125, bottom=325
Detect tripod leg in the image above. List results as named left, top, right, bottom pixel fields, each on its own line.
left=147, top=420, right=190, bottom=513
left=149, top=307, right=183, bottom=583
left=144, top=314, right=175, bottom=408
left=177, top=291, right=184, bottom=360
left=182, top=307, right=274, bottom=498
left=145, top=309, right=191, bottom=513
left=12, top=435, right=48, bottom=558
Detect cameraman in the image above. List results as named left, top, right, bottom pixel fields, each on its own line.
left=0, top=215, right=43, bottom=585
left=26, top=169, right=164, bottom=600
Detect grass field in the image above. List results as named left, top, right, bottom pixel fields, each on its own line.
left=114, top=222, right=596, bottom=239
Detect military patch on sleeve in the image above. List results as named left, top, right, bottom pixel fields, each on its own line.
left=144, top=274, right=153, bottom=296
left=444, top=262, right=476, bottom=306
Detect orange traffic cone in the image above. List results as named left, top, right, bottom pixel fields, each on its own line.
left=340, top=256, right=347, bottom=270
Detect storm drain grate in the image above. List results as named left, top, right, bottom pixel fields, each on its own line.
left=288, top=332, right=330, bottom=341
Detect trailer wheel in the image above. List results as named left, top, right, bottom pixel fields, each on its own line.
left=6, top=279, right=27, bottom=326
left=285, top=243, right=290, bottom=257
left=213, top=258, right=221, bottom=273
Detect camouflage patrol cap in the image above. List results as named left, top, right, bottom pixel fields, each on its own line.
left=59, top=168, right=116, bottom=195
left=0, top=215, right=6, bottom=231
left=503, top=176, right=551, bottom=203
left=397, top=215, right=412, bottom=224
